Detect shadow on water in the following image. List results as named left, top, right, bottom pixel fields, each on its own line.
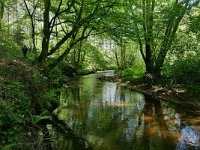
left=50, top=71, right=200, bottom=150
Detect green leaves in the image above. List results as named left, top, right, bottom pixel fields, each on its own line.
left=0, top=143, right=16, bottom=150
left=30, top=114, right=51, bottom=125
left=189, top=13, right=200, bottom=38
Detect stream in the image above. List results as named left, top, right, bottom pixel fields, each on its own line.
left=51, top=70, right=200, bottom=150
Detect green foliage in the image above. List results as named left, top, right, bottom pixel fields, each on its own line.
left=46, top=61, right=74, bottom=87
left=0, top=80, right=29, bottom=146
left=0, top=143, right=16, bottom=150
left=119, top=68, right=144, bottom=81
left=13, top=25, right=26, bottom=46
left=0, top=81, right=29, bottom=107
left=0, top=32, right=21, bottom=59
left=0, top=59, right=57, bottom=147
left=0, top=104, right=25, bottom=145
left=188, top=10, right=200, bottom=38
left=162, top=52, right=200, bottom=97
left=86, top=43, right=109, bottom=70
left=77, top=69, right=95, bottom=75
left=0, top=59, right=48, bottom=108
left=58, top=61, right=77, bottom=77
left=30, top=114, right=51, bottom=125
left=165, top=54, right=200, bottom=85
left=163, top=23, right=200, bottom=85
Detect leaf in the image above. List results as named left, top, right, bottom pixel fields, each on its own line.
left=0, top=119, right=5, bottom=126
left=32, top=115, right=52, bottom=124
left=1, top=143, right=16, bottom=150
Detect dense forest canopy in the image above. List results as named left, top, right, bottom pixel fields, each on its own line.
left=0, top=0, right=200, bottom=79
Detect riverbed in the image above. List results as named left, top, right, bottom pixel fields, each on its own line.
left=52, top=71, right=200, bottom=150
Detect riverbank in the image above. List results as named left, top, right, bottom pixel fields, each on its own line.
left=99, top=75, right=200, bottom=110
left=0, top=58, right=60, bottom=149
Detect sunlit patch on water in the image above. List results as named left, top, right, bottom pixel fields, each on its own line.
left=160, top=130, right=181, bottom=140
left=168, top=119, right=179, bottom=125
left=146, top=126, right=158, bottom=136
left=144, top=115, right=154, bottom=122
left=186, top=117, right=200, bottom=125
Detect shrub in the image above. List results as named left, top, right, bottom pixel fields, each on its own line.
left=119, top=68, right=144, bottom=81
left=0, top=59, right=54, bottom=148
left=0, top=80, right=30, bottom=147
left=164, top=54, right=200, bottom=85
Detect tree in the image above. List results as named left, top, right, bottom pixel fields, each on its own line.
left=30, top=0, right=116, bottom=72
left=23, top=0, right=39, bottom=53
left=154, top=0, right=198, bottom=77
left=127, top=0, right=200, bottom=78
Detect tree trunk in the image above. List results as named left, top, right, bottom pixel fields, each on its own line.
left=37, top=0, right=51, bottom=65
left=23, top=0, right=37, bottom=54
left=0, top=1, right=5, bottom=29
left=76, top=41, right=82, bottom=70
left=142, top=0, right=155, bottom=75
left=145, top=43, right=154, bottom=74
left=48, top=41, right=75, bottom=71
left=114, top=49, right=120, bottom=69
left=120, top=41, right=124, bottom=69
left=73, top=49, right=76, bottom=68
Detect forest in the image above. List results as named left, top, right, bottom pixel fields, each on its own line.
left=0, top=0, right=200, bottom=149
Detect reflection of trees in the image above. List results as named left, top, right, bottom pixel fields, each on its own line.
left=161, top=101, right=200, bottom=150
left=120, top=87, right=125, bottom=103
left=59, top=74, right=186, bottom=149
left=139, top=94, right=177, bottom=150
left=57, top=75, right=200, bottom=150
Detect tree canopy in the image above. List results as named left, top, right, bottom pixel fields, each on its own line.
left=0, top=0, right=200, bottom=78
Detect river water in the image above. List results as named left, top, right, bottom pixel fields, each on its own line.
left=53, top=71, right=200, bottom=150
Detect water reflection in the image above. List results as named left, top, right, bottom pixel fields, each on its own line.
left=53, top=72, right=200, bottom=150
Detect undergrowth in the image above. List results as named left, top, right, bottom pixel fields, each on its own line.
left=0, top=59, right=58, bottom=149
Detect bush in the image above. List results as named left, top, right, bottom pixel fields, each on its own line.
left=47, top=66, right=70, bottom=87
left=164, top=54, right=200, bottom=85
left=77, top=69, right=95, bottom=75
left=119, top=68, right=144, bottom=81
left=0, top=59, right=55, bottom=148
left=0, top=81, right=30, bottom=147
